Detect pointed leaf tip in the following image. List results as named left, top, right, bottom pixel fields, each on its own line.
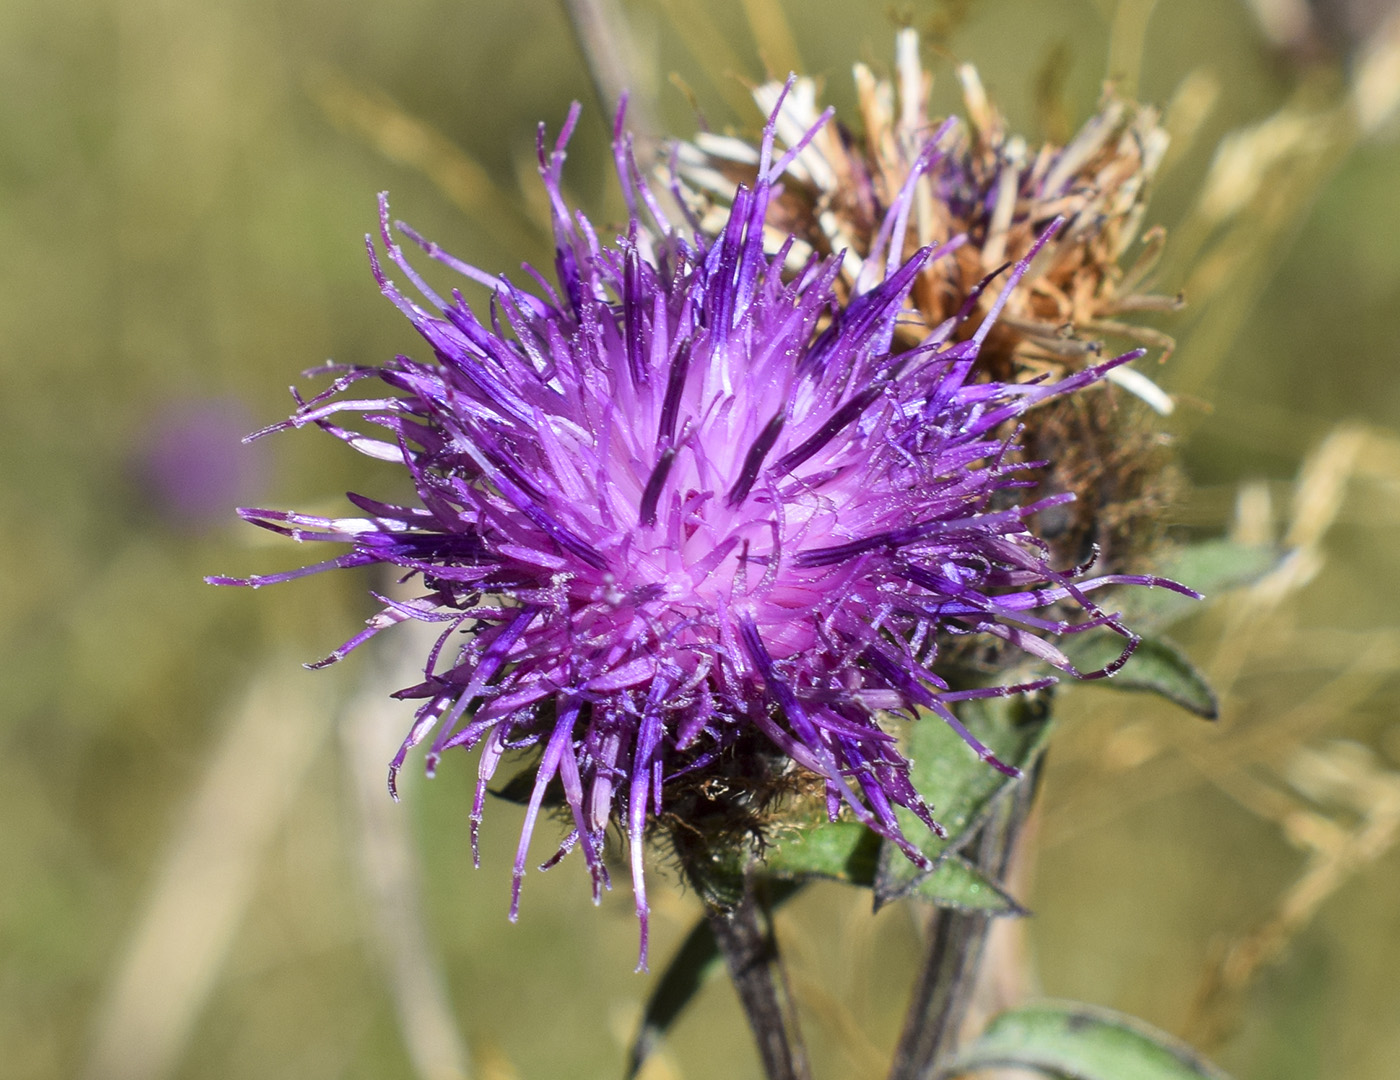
left=1064, top=632, right=1218, bottom=719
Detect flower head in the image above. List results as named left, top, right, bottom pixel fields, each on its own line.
left=211, top=83, right=1192, bottom=968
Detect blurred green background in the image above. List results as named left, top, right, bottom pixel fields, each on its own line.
left=4, top=1, right=1399, bottom=1078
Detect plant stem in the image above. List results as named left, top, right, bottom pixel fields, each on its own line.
left=706, top=878, right=811, bottom=1080
left=887, top=762, right=1042, bottom=1080
left=558, top=0, right=658, bottom=141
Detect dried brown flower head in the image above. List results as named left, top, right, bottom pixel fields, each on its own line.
left=673, top=30, right=1185, bottom=570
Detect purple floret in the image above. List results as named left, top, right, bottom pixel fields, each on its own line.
left=211, top=82, right=1194, bottom=969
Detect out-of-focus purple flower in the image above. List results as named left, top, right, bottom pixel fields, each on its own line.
left=137, top=397, right=268, bottom=530
left=210, top=87, right=1193, bottom=968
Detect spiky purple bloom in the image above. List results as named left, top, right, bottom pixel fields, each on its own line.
left=212, top=88, right=1193, bottom=968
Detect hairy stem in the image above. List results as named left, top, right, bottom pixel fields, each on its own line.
left=706, top=878, right=810, bottom=1080
left=887, top=761, right=1042, bottom=1080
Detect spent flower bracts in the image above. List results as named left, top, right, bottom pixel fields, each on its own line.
left=211, top=80, right=1194, bottom=968
left=678, top=31, right=1179, bottom=391
left=679, top=32, right=1185, bottom=572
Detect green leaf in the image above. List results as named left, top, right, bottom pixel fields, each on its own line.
left=937, top=1000, right=1234, bottom=1080
left=626, top=880, right=802, bottom=1080
left=1119, top=539, right=1279, bottom=631
left=761, top=817, right=881, bottom=880
left=1062, top=632, right=1218, bottom=718
left=905, top=853, right=1028, bottom=914
left=663, top=693, right=1047, bottom=912
left=875, top=693, right=1051, bottom=907
left=757, top=820, right=1025, bottom=914
left=1048, top=538, right=1276, bottom=718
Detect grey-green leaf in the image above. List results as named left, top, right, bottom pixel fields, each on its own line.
left=1063, top=632, right=1218, bottom=718
left=759, top=820, right=1024, bottom=915
left=1120, top=539, right=1279, bottom=631
left=874, top=693, right=1051, bottom=907
left=936, top=1000, right=1234, bottom=1080
left=761, top=818, right=881, bottom=883
left=905, top=853, right=1027, bottom=914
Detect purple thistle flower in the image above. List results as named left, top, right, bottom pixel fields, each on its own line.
left=210, top=84, right=1194, bottom=969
